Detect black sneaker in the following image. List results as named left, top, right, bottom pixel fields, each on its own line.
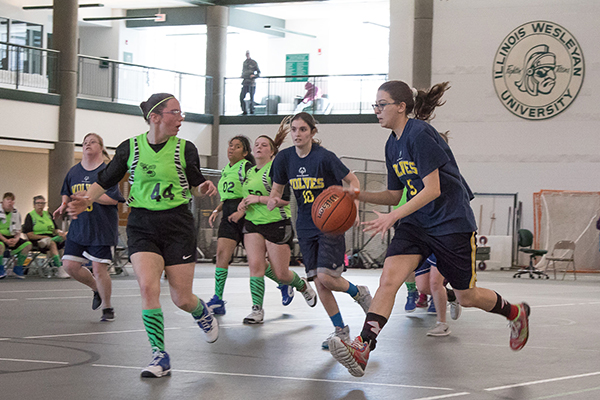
left=92, top=291, right=102, bottom=310
left=101, top=308, right=115, bottom=322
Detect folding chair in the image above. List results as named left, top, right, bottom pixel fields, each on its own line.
left=544, top=240, right=576, bottom=280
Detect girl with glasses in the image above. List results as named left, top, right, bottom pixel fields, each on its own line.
left=54, top=133, right=122, bottom=319
left=67, top=93, right=219, bottom=378
left=329, top=80, right=530, bottom=377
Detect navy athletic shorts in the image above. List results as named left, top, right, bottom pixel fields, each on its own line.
left=298, top=232, right=345, bottom=280
left=387, top=223, right=476, bottom=290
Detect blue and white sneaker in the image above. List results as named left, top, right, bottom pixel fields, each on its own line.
left=141, top=351, right=171, bottom=378
left=206, top=294, right=226, bottom=315
left=278, top=284, right=294, bottom=306
left=405, top=290, right=418, bottom=313
left=0, top=264, right=6, bottom=279
left=194, top=299, right=219, bottom=343
left=427, top=299, right=437, bottom=315
left=12, top=265, right=25, bottom=279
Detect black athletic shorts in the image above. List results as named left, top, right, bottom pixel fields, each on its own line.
left=386, top=223, right=477, bottom=290
left=243, top=219, right=294, bottom=245
left=127, top=204, right=197, bottom=266
left=217, top=198, right=245, bottom=243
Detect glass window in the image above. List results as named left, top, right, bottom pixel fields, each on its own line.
left=9, top=20, right=43, bottom=74
left=0, top=17, right=7, bottom=70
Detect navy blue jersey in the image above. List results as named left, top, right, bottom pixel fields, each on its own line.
left=61, top=163, right=124, bottom=246
left=385, top=119, right=477, bottom=235
left=272, top=144, right=350, bottom=235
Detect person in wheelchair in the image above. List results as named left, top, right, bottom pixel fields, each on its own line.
left=0, top=192, right=32, bottom=279
left=22, top=195, right=69, bottom=278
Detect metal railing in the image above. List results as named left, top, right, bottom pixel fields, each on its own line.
left=0, top=41, right=59, bottom=93
left=223, top=73, right=387, bottom=116
left=78, top=55, right=213, bottom=114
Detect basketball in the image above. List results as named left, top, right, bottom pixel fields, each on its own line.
left=311, top=187, right=357, bottom=235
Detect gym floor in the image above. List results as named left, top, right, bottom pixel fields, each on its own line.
left=1, top=265, right=599, bottom=400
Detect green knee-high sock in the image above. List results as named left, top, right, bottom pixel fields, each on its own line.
left=190, top=296, right=205, bottom=318
left=405, top=281, right=417, bottom=292
left=214, top=267, right=228, bottom=299
left=16, top=253, right=27, bottom=267
left=142, top=308, right=165, bottom=352
left=52, top=254, right=62, bottom=267
left=249, top=276, right=265, bottom=307
left=264, top=265, right=280, bottom=283
left=286, top=271, right=305, bottom=291
left=0, top=243, right=4, bottom=265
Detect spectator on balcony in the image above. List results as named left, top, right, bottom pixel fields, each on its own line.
left=240, top=50, right=261, bottom=115
left=23, top=195, right=69, bottom=278
left=295, top=81, right=321, bottom=113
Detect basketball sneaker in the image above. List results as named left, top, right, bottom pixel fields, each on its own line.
left=405, top=290, right=418, bottom=312
left=0, top=265, right=6, bottom=279
left=509, top=303, right=530, bottom=351
left=329, top=335, right=370, bottom=377
left=92, top=291, right=102, bottom=310
left=55, top=266, right=70, bottom=279
left=353, top=286, right=372, bottom=314
left=101, top=308, right=115, bottom=322
left=193, top=299, right=219, bottom=343
left=300, top=278, right=318, bottom=307
left=321, top=325, right=350, bottom=350
left=278, top=284, right=294, bottom=306
left=206, top=294, right=226, bottom=315
left=141, top=351, right=171, bottom=378
left=427, top=322, right=450, bottom=337
left=450, top=300, right=462, bottom=320
left=416, top=293, right=428, bottom=308
left=12, top=265, right=25, bottom=279
left=427, top=299, right=437, bottom=315
left=243, top=305, right=264, bottom=324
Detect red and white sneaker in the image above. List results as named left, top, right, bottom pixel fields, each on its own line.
left=509, top=303, right=530, bottom=351
left=329, top=335, right=370, bottom=377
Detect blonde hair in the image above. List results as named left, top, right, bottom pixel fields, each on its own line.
left=83, top=133, right=111, bottom=161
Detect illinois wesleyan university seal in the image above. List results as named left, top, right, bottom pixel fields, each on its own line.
left=493, top=21, right=584, bottom=120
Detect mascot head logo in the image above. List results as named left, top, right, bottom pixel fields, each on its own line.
left=515, top=45, right=557, bottom=96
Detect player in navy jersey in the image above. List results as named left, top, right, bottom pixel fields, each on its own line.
left=329, top=81, right=530, bottom=377
left=54, top=133, right=124, bottom=322
left=268, top=112, right=372, bottom=350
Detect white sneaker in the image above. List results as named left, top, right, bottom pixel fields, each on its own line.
left=353, top=285, right=372, bottom=314
left=193, top=299, right=219, bottom=343
left=450, top=300, right=462, bottom=320
left=55, top=266, right=70, bottom=279
left=243, top=305, right=264, bottom=324
left=427, top=322, right=450, bottom=337
left=322, top=325, right=350, bottom=350
left=300, top=278, right=318, bottom=307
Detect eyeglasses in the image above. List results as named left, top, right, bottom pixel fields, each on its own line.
left=83, top=140, right=99, bottom=146
left=162, top=110, right=185, bottom=118
left=371, top=102, right=398, bottom=112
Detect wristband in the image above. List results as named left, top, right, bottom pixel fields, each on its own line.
left=212, top=209, right=219, bottom=214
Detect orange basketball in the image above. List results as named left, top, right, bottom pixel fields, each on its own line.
left=311, top=187, right=357, bottom=235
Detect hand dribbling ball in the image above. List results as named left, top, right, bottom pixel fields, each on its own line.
left=311, top=187, right=357, bottom=235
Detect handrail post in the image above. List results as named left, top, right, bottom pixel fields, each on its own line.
left=15, top=47, right=20, bottom=90
left=111, top=60, right=117, bottom=102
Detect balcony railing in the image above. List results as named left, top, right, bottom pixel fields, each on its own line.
left=78, top=55, right=212, bottom=115
left=0, top=41, right=59, bottom=93
left=223, top=73, right=387, bottom=116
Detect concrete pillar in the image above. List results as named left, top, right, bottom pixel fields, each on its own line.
left=388, top=0, right=415, bottom=82
left=412, top=0, right=433, bottom=89
left=205, top=6, right=228, bottom=170
left=48, top=0, right=77, bottom=214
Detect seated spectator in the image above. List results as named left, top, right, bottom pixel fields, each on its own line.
left=294, top=81, right=321, bottom=113
left=22, top=195, right=69, bottom=278
left=0, top=192, right=32, bottom=279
